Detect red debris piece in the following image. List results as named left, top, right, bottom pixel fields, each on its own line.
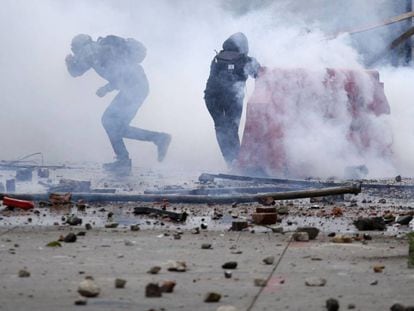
left=2, top=196, right=35, bottom=210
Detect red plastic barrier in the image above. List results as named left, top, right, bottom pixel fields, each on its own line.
left=236, top=67, right=391, bottom=177
left=2, top=196, right=35, bottom=210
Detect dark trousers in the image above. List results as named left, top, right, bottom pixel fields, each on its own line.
left=101, top=87, right=163, bottom=160
left=205, top=92, right=243, bottom=166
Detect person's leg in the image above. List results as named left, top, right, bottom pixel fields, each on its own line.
left=101, top=91, right=132, bottom=161
left=205, top=94, right=235, bottom=166
left=222, top=96, right=243, bottom=165
left=123, top=126, right=171, bottom=162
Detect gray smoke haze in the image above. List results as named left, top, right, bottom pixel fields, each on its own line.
left=0, top=0, right=412, bottom=177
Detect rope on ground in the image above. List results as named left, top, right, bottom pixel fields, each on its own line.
left=246, top=234, right=293, bottom=311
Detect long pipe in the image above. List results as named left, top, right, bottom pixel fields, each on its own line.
left=0, top=184, right=361, bottom=204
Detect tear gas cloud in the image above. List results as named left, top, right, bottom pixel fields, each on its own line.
left=0, top=0, right=412, bottom=178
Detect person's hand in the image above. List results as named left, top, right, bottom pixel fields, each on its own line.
left=96, top=86, right=108, bottom=97
left=65, top=54, right=74, bottom=65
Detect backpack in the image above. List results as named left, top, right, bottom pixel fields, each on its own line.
left=214, top=50, right=247, bottom=81
left=97, top=35, right=146, bottom=64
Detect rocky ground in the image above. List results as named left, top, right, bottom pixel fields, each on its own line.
left=0, top=164, right=413, bottom=310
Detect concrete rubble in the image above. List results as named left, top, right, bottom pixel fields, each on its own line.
left=0, top=165, right=413, bottom=310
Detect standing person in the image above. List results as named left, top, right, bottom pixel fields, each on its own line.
left=65, top=34, right=171, bottom=175
left=204, top=32, right=260, bottom=167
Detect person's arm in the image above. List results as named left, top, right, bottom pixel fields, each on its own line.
left=96, top=83, right=116, bottom=97
left=65, top=54, right=91, bottom=77
left=245, top=56, right=261, bottom=78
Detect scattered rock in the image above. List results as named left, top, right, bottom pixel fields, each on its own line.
left=115, top=278, right=127, bottom=288
left=293, top=232, right=309, bottom=242
left=276, top=206, right=289, bottom=215
left=74, top=298, right=87, bottom=306
left=395, top=175, right=402, bottom=182
left=78, top=276, right=100, bottom=298
left=46, top=241, right=62, bottom=247
left=370, top=280, right=378, bottom=285
left=204, top=292, right=221, bottom=303
left=224, top=271, right=232, bottom=279
left=353, top=217, right=386, bottom=231
left=305, top=277, right=326, bottom=287
left=201, top=243, right=212, bottom=249
left=390, top=303, right=406, bottom=311
left=326, top=298, right=339, bottom=311
left=67, top=215, right=82, bottom=226
left=145, top=283, right=162, bottom=297
left=85, top=223, right=92, bottom=230
left=192, top=227, right=200, bottom=234
left=63, top=233, right=77, bottom=243
left=254, top=278, right=267, bottom=287
left=331, top=207, right=343, bottom=217
left=147, top=266, right=161, bottom=274
left=396, top=215, right=413, bottom=225
left=373, top=265, right=385, bottom=273
left=200, top=223, right=208, bottom=230
left=231, top=220, right=248, bottom=231
left=262, top=256, right=275, bottom=265
left=130, top=224, right=140, bottom=231
left=167, top=261, right=187, bottom=272
left=222, top=261, right=237, bottom=269
left=348, top=303, right=356, bottom=309
left=160, top=280, right=176, bottom=293
left=328, top=232, right=336, bottom=237
left=76, top=231, right=86, bottom=236
left=105, top=222, right=119, bottom=228
left=296, top=227, right=320, bottom=240
left=18, top=269, right=30, bottom=278
left=252, top=212, right=277, bottom=225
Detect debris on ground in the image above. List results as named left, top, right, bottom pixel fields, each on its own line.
left=262, top=256, right=275, bottom=265
left=305, top=277, right=327, bottom=287
left=49, top=193, right=72, bottom=205
left=326, top=298, right=340, bottom=311
left=2, top=196, right=34, bottom=210
left=204, top=292, right=222, bottom=303
left=115, top=278, right=127, bottom=288
left=145, top=283, right=162, bottom=297
left=222, top=261, right=237, bottom=269
left=78, top=276, right=100, bottom=298
left=296, top=227, right=320, bottom=240
left=254, top=278, right=267, bottom=287
left=147, top=266, right=161, bottom=274
left=18, top=269, right=30, bottom=278
left=167, top=260, right=187, bottom=272
left=353, top=217, right=386, bottom=231
left=160, top=280, right=176, bottom=293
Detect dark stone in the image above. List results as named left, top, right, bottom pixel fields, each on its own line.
left=353, top=217, right=386, bottom=231
left=231, top=220, right=248, bottom=231
left=396, top=215, right=413, bottom=225
left=395, top=175, right=402, bottom=182
left=328, top=232, right=336, bottom=237
left=390, top=303, right=405, bottom=311
left=64, top=233, right=77, bottom=243
left=326, top=298, right=339, bottom=311
left=115, top=278, right=127, bottom=288
left=296, top=227, right=320, bottom=240
left=222, top=261, right=237, bottom=269
left=85, top=223, right=92, bottom=230
left=201, top=243, right=212, bottom=249
left=67, top=216, right=82, bottom=226
left=145, top=283, right=162, bottom=297
left=204, top=292, right=221, bottom=302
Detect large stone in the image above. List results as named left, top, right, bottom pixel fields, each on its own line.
left=296, top=227, right=320, bottom=240
left=78, top=277, right=100, bottom=298
left=145, top=283, right=162, bottom=297
left=326, top=298, right=339, bottom=311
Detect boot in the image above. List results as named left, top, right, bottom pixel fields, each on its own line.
left=155, top=134, right=172, bottom=162
left=103, top=158, right=132, bottom=175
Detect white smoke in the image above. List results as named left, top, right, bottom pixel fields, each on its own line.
left=0, top=0, right=411, bottom=178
